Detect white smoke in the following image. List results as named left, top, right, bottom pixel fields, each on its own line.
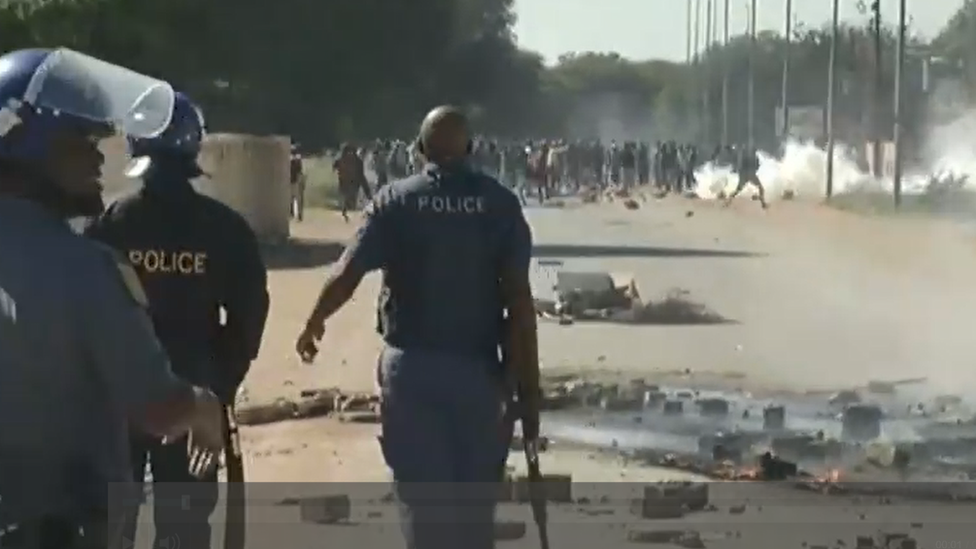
left=692, top=111, right=976, bottom=202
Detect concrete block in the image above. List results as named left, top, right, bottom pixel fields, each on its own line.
left=663, top=400, right=684, bottom=416
left=633, top=483, right=707, bottom=519
left=696, top=398, right=730, bottom=417
left=762, top=405, right=786, bottom=430
left=842, top=404, right=883, bottom=441
left=642, top=390, right=667, bottom=408
left=600, top=395, right=643, bottom=412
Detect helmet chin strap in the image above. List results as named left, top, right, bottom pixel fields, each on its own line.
left=142, top=153, right=205, bottom=190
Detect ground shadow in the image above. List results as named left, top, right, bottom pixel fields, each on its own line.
left=533, top=244, right=764, bottom=259
left=261, top=238, right=345, bottom=270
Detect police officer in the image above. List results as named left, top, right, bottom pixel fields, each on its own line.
left=295, top=106, right=541, bottom=549
left=0, top=48, right=227, bottom=549
left=84, top=92, right=270, bottom=549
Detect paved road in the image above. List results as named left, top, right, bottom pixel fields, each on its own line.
left=527, top=196, right=976, bottom=394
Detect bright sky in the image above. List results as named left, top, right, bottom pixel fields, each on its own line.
left=513, top=0, right=963, bottom=64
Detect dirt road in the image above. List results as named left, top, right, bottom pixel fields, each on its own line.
left=240, top=195, right=976, bottom=475
left=526, top=196, right=976, bottom=393
left=189, top=195, right=976, bottom=547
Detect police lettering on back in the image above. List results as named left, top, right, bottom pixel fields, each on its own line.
left=417, top=194, right=485, bottom=214
left=128, top=249, right=207, bottom=275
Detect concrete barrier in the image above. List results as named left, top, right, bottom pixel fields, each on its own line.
left=196, top=134, right=291, bottom=243
left=100, top=133, right=291, bottom=243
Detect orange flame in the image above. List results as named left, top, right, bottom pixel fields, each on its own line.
left=815, top=468, right=842, bottom=483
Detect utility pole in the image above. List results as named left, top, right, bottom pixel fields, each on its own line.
left=870, top=0, right=883, bottom=179
left=712, top=0, right=719, bottom=45
left=892, top=0, right=906, bottom=207
left=694, top=0, right=702, bottom=141
left=704, top=0, right=713, bottom=145
left=721, top=0, right=730, bottom=147
left=826, top=0, right=840, bottom=199
left=780, top=0, right=792, bottom=140
left=747, top=0, right=757, bottom=148
left=685, top=0, right=693, bottom=134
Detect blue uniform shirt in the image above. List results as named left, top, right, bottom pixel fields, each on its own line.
left=345, top=161, right=532, bottom=360
left=0, top=198, right=183, bottom=525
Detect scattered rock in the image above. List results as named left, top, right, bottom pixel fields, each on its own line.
left=237, top=388, right=378, bottom=426
left=298, top=494, right=351, bottom=524
left=632, top=482, right=708, bottom=520
left=728, top=504, right=746, bottom=515
left=339, top=410, right=380, bottom=423
left=513, top=473, right=573, bottom=503
left=626, top=529, right=686, bottom=544
left=236, top=398, right=299, bottom=426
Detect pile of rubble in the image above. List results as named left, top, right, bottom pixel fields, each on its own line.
left=538, top=374, right=976, bottom=497
left=535, top=271, right=725, bottom=325
left=235, top=388, right=379, bottom=426
left=535, top=270, right=639, bottom=324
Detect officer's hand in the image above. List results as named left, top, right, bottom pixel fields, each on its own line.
left=188, top=387, right=226, bottom=453
left=296, top=322, right=325, bottom=364
left=187, top=432, right=219, bottom=479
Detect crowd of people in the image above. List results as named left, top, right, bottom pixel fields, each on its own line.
left=301, top=136, right=769, bottom=217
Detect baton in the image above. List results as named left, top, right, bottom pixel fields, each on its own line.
left=523, top=439, right=551, bottom=549
left=222, top=404, right=246, bottom=549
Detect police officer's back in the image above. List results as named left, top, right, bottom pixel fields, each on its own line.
left=295, top=106, right=539, bottom=549
left=0, top=48, right=226, bottom=549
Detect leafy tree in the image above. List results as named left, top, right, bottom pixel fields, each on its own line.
left=0, top=0, right=956, bottom=147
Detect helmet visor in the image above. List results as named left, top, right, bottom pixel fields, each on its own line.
left=22, top=48, right=174, bottom=138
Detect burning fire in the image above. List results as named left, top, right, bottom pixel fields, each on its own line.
left=818, top=468, right=842, bottom=483
left=712, top=460, right=842, bottom=483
